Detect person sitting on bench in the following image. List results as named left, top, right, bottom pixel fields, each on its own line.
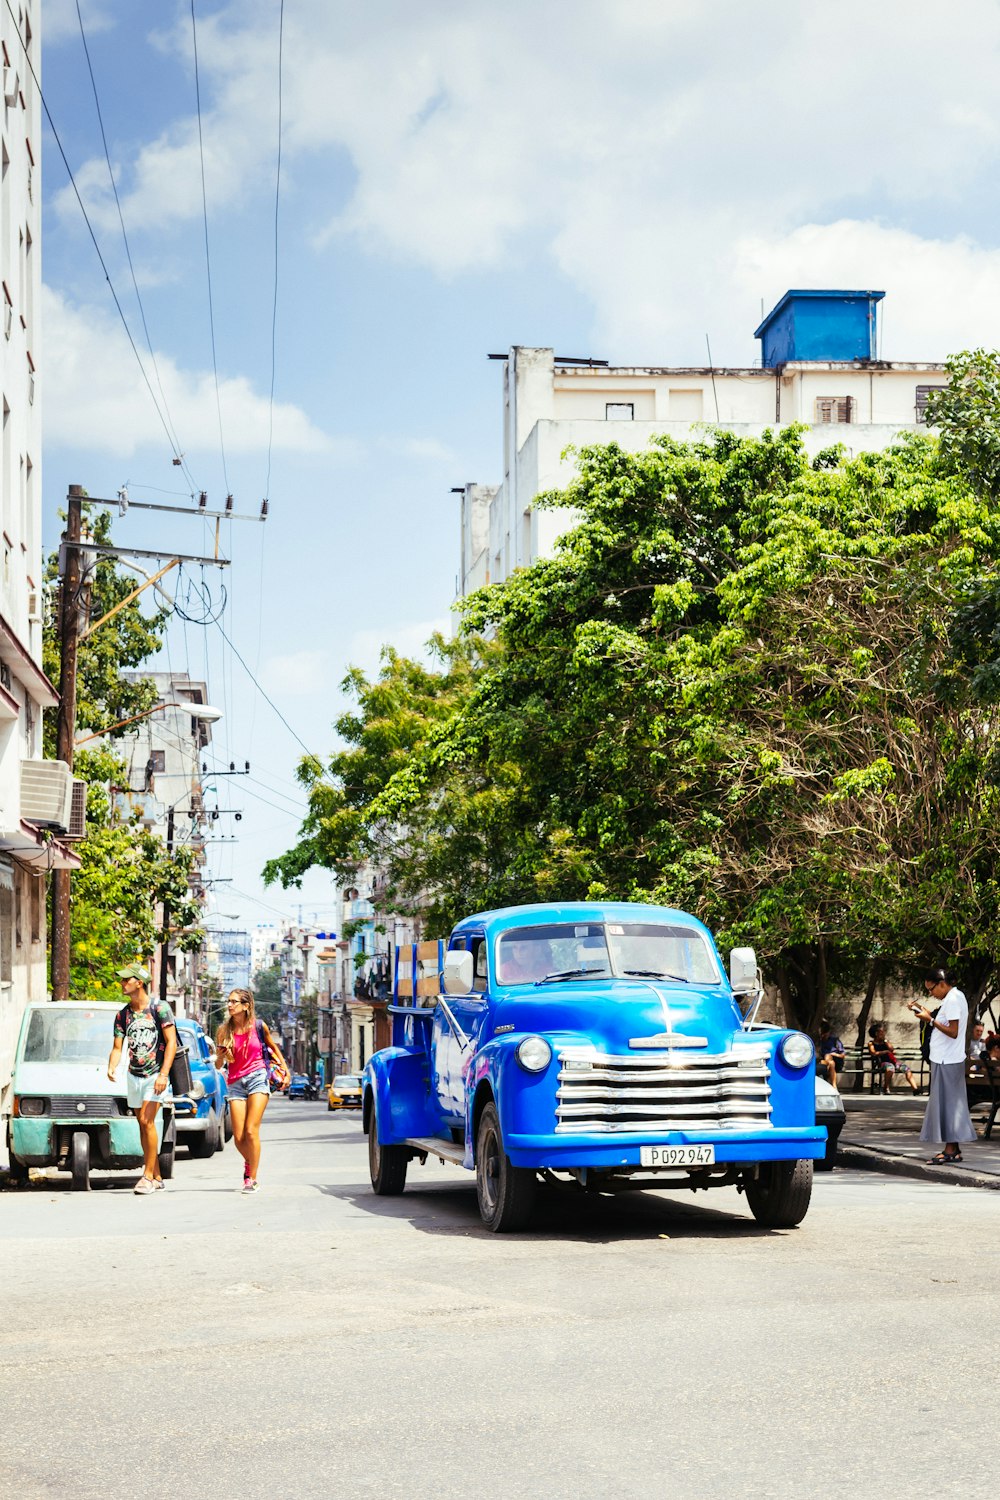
left=818, top=1019, right=845, bottom=1089
left=868, top=1022, right=918, bottom=1094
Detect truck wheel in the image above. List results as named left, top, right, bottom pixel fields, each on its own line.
left=70, top=1130, right=91, bottom=1192
left=5, top=1129, right=28, bottom=1187
left=744, top=1159, right=813, bottom=1227
left=368, top=1106, right=408, bottom=1195
left=158, top=1113, right=176, bottom=1181
left=476, top=1103, right=536, bottom=1233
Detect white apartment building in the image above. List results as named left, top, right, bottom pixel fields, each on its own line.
left=250, top=924, right=280, bottom=978
left=460, top=290, right=948, bottom=594
left=0, top=1, right=80, bottom=1085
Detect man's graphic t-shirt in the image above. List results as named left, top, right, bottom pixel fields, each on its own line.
left=114, top=1000, right=175, bottom=1077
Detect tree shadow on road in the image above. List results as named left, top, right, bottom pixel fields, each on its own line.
left=317, top=1177, right=783, bottom=1244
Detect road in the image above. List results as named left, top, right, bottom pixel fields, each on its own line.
left=2, top=1101, right=997, bottom=1500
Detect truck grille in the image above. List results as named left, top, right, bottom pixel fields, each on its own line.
left=556, top=1046, right=772, bottom=1134
left=46, top=1096, right=128, bottom=1119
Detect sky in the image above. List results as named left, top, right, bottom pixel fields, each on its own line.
left=36, top=0, right=1000, bottom=943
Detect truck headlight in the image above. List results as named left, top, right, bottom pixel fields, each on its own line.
left=16, top=1096, right=46, bottom=1116
left=780, top=1033, right=814, bottom=1070
left=516, top=1036, right=552, bottom=1073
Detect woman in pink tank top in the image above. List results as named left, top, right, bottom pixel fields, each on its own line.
left=216, top=989, right=288, bottom=1193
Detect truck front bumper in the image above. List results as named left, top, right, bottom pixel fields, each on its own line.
left=504, top=1126, right=826, bottom=1170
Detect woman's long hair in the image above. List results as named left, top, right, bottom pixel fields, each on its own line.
left=216, top=988, right=256, bottom=1052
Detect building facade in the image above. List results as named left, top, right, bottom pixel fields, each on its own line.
left=0, top=0, right=80, bottom=1086
left=460, top=291, right=948, bottom=595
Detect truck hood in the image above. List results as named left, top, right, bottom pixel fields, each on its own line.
left=13, top=1061, right=125, bottom=1097
left=490, top=980, right=745, bottom=1055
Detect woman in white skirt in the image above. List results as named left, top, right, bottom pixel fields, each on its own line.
left=910, top=968, right=977, bottom=1164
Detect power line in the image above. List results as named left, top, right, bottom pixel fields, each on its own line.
left=75, top=0, right=195, bottom=493
left=212, top=617, right=315, bottom=759
left=3, top=0, right=185, bottom=470
left=265, top=0, right=285, bottom=505
left=190, top=0, right=230, bottom=496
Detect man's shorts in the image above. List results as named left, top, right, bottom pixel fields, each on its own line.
left=227, top=1067, right=270, bottom=1100
left=127, top=1072, right=171, bottom=1109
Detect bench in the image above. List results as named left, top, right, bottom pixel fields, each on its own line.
left=967, top=1058, right=1000, bottom=1140
left=836, top=1045, right=929, bottom=1095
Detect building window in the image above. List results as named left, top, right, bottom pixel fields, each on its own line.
left=0, top=871, right=12, bottom=982
left=815, top=397, right=856, bottom=425
left=915, top=385, right=947, bottom=423
left=30, top=874, right=41, bottom=944
left=606, top=402, right=634, bottom=421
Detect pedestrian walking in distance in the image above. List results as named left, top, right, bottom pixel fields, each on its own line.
left=216, top=989, right=288, bottom=1193
left=107, top=963, right=176, bottom=1195
left=910, top=968, right=977, bottom=1164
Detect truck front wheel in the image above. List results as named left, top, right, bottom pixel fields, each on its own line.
left=70, top=1130, right=91, bottom=1192
left=743, top=1158, right=813, bottom=1227
left=368, top=1106, right=408, bottom=1195
left=476, top=1103, right=536, bottom=1233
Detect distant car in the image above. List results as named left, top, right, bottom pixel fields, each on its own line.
left=173, top=1019, right=229, bottom=1157
left=286, top=1073, right=310, bottom=1099
left=327, top=1073, right=363, bottom=1111
left=2, top=1001, right=175, bottom=1190
left=815, top=1076, right=846, bottom=1170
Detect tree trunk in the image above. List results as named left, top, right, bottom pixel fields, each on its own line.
left=852, top=961, right=883, bottom=1093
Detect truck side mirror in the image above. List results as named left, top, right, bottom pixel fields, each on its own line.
left=442, top=950, right=474, bottom=995
left=729, top=947, right=758, bottom=995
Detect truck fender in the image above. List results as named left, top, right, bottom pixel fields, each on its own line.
left=364, top=1047, right=439, bottom=1146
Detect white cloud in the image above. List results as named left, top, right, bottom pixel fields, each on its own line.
left=43, top=0, right=115, bottom=44
left=50, top=0, right=1000, bottom=359
left=260, top=649, right=329, bottom=696
left=42, top=285, right=340, bottom=460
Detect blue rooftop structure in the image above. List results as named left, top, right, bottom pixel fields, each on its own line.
left=755, top=289, right=885, bottom=368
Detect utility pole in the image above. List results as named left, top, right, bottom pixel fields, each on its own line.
left=159, top=805, right=175, bottom=1006
left=52, top=486, right=84, bottom=1003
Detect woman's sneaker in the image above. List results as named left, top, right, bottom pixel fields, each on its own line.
left=242, top=1178, right=259, bottom=1194
left=133, top=1176, right=155, bottom=1195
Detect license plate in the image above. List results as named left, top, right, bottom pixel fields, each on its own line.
left=640, top=1144, right=716, bottom=1168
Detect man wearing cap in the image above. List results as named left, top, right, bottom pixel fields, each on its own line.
left=107, top=964, right=177, bottom=1195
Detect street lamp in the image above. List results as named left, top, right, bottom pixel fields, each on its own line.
left=74, top=701, right=223, bottom=747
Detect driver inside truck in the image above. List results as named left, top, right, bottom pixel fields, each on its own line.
left=497, top=938, right=552, bottom=985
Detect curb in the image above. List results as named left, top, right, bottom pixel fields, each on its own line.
left=837, top=1141, right=1000, bottom=1191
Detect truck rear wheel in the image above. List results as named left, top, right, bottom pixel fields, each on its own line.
left=70, top=1130, right=91, bottom=1192
left=368, top=1106, right=408, bottom=1195
left=476, top=1103, right=536, bottom=1233
left=744, top=1158, right=812, bottom=1227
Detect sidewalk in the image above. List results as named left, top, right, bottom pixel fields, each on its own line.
left=838, top=1093, right=1000, bottom=1190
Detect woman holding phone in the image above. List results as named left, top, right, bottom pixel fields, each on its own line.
left=910, top=968, right=976, bottom=1164
left=216, top=989, right=289, bottom=1193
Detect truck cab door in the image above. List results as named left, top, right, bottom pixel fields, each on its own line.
left=432, top=934, right=490, bottom=1128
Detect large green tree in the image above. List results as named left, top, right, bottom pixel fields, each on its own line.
left=267, top=426, right=1000, bottom=1031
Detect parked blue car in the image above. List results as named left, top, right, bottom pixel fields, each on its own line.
left=286, top=1073, right=310, bottom=1099
left=363, top=901, right=826, bottom=1232
left=173, top=1019, right=229, bottom=1157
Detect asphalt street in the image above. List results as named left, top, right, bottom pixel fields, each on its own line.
left=2, top=1100, right=998, bottom=1500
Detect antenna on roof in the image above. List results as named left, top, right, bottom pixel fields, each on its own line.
left=705, top=336, right=720, bottom=423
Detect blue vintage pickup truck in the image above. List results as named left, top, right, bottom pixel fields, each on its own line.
left=363, top=901, right=826, bottom=1232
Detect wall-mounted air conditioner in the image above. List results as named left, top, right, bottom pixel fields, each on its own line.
left=63, top=779, right=87, bottom=841
left=27, top=590, right=41, bottom=622
left=20, top=760, right=74, bottom=832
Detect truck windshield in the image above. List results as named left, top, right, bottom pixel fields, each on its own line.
left=22, top=1008, right=114, bottom=1065
left=495, top=922, right=720, bottom=985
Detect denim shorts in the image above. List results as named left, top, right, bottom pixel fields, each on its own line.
left=227, top=1068, right=270, bottom=1100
